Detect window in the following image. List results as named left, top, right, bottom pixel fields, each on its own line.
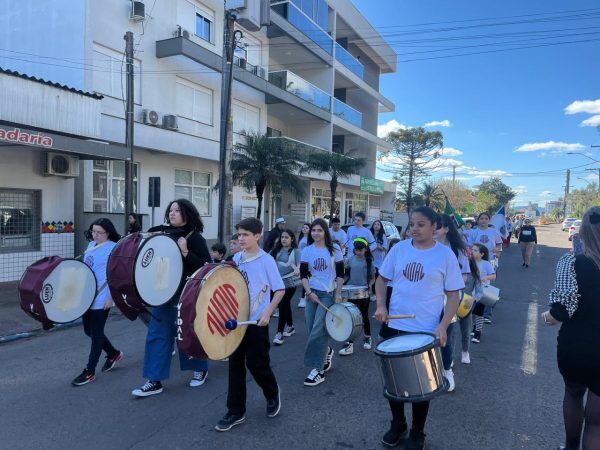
left=195, top=7, right=214, bottom=43
left=93, top=44, right=142, bottom=102
left=92, top=160, right=138, bottom=213
left=0, top=189, right=41, bottom=252
left=233, top=100, right=260, bottom=134
left=174, top=169, right=212, bottom=216
left=176, top=78, right=213, bottom=125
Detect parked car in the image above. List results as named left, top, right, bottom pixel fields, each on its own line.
left=568, top=220, right=581, bottom=241
left=562, top=217, right=578, bottom=231
left=341, top=220, right=402, bottom=245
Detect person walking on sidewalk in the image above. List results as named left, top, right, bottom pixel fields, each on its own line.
left=72, top=218, right=123, bottom=386
left=518, top=218, right=537, bottom=267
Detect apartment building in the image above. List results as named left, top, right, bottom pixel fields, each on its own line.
left=0, top=0, right=397, bottom=281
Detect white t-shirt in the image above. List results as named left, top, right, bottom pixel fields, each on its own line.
left=372, top=233, right=388, bottom=269
left=345, top=226, right=377, bottom=251
left=233, top=249, right=285, bottom=322
left=298, top=236, right=309, bottom=251
left=379, top=239, right=465, bottom=333
left=476, top=259, right=495, bottom=286
left=301, top=243, right=344, bottom=292
left=468, top=227, right=502, bottom=259
left=329, top=228, right=347, bottom=247
left=84, top=240, right=116, bottom=310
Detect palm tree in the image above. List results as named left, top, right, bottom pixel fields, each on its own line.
left=230, top=132, right=305, bottom=219
left=305, top=150, right=366, bottom=220
left=419, top=182, right=444, bottom=210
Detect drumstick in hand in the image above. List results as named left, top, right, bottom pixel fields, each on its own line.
left=224, top=319, right=258, bottom=330
left=385, top=314, right=416, bottom=319
left=312, top=297, right=341, bottom=320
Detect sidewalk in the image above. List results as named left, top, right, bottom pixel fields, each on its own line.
left=0, top=281, right=40, bottom=338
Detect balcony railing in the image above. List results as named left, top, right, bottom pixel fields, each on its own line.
left=333, top=98, right=362, bottom=128
left=335, top=42, right=364, bottom=79
left=268, top=70, right=331, bottom=111
left=271, top=0, right=333, bottom=55
left=267, top=136, right=329, bottom=154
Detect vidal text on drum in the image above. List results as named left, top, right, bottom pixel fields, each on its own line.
left=19, top=256, right=97, bottom=329
left=107, top=232, right=184, bottom=320
left=177, top=263, right=250, bottom=360
left=374, top=333, right=448, bottom=402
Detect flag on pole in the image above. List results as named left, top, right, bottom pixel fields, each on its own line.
left=444, top=197, right=465, bottom=228
left=491, top=205, right=509, bottom=238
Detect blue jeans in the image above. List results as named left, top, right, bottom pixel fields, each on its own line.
left=304, top=290, right=333, bottom=371
left=484, top=304, right=494, bottom=319
left=143, top=300, right=208, bottom=381
left=441, top=321, right=457, bottom=371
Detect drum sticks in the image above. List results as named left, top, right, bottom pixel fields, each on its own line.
left=224, top=319, right=258, bottom=330
left=312, top=297, right=341, bottom=320
left=385, top=314, right=416, bottom=320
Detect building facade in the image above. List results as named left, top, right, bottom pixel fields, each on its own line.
left=1, top=0, right=397, bottom=281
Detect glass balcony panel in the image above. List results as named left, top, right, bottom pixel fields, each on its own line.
left=269, top=70, right=331, bottom=111
left=333, top=98, right=362, bottom=128
left=335, top=42, right=364, bottom=79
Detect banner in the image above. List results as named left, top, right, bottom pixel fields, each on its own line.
left=491, top=205, right=508, bottom=238
left=444, top=197, right=465, bottom=228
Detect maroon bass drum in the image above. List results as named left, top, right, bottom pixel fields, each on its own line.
left=19, top=256, right=97, bottom=329
left=107, top=232, right=184, bottom=321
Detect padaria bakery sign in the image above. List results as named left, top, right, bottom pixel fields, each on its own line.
left=0, top=127, right=53, bottom=148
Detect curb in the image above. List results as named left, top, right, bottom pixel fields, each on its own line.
left=0, top=319, right=83, bottom=345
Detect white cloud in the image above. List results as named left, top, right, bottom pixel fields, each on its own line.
left=377, top=120, right=408, bottom=138
left=423, top=120, right=453, bottom=128
left=540, top=191, right=553, bottom=197
left=565, top=99, right=600, bottom=115
left=580, top=115, right=600, bottom=127
left=441, top=147, right=463, bottom=157
left=515, top=141, right=585, bottom=153
left=514, top=185, right=527, bottom=195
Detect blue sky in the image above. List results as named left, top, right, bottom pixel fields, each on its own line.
left=355, top=0, right=600, bottom=206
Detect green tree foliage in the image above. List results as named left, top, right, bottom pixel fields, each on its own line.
left=568, top=184, right=600, bottom=217
left=476, top=177, right=516, bottom=209
left=413, top=182, right=445, bottom=210
left=475, top=190, right=497, bottom=215
left=435, top=179, right=476, bottom=215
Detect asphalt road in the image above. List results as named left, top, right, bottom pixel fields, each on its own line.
left=0, top=224, right=571, bottom=449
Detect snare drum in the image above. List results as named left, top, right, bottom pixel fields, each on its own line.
left=19, top=256, right=97, bottom=329
left=107, top=232, right=183, bottom=320
left=177, top=263, right=250, bottom=360
left=282, top=274, right=302, bottom=289
left=341, top=285, right=370, bottom=300
left=374, top=333, right=447, bottom=402
left=325, top=302, right=363, bottom=342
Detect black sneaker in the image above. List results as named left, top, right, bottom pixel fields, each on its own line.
left=72, top=368, right=95, bottom=386
left=131, top=380, right=163, bottom=397
left=406, top=429, right=426, bottom=450
left=101, top=351, right=123, bottom=373
left=215, top=412, right=246, bottom=432
left=266, top=387, right=281, bottom=418
left=381, top=420, right=408, bottom=447
left=303, top=369, right=325, bottom=386
left=323, top=346, right=334, bottom=372
left=471, top=331, right=481, bottom=343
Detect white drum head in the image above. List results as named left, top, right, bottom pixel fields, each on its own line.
left=134, top=235, right=183, bottom=306
left=325, top=303, right=354, bottom=342
left=377, top=333, right=434, bottom=354
left=41, top=260, right=97, bottom=323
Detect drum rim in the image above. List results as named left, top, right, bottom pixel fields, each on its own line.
left=382, top=378, right=449, bottom=402
left=373, top=332, right=438, bottom=357
left=41, top=258, right=98, bottom=324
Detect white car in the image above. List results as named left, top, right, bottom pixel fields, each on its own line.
left=562, top=217, right=578, bottom=231
left=568, top=220, right=581, bottom=241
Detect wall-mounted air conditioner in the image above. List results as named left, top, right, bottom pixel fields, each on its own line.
left=45, top=153, right=80, bottom=177
left=162, top=115, right=178, bottom=131
left=142, top=109, right=161, bottom=126
left=130, top=1, right=145, bottom=21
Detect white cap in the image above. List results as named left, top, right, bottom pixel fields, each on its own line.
left=275, top=217, right=286, bottom=224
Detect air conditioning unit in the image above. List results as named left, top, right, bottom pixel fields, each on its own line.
left=45, top=153, right=80, bottom=177
left=162, top=114, right=178, bottom=131
left=226, top=0, right=262, bottom=32
left=142, top=109, right=161, bottom=126
left=234, top=56, right=247, bottom=69
left=174, top=25, right=190, bottom=39
left=130, top=1, right=145, bottom=21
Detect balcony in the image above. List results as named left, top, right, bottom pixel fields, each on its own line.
left=271, top=1, right=333, bottom=55
left=335, top=43, right=364, bottom=79
left=267, top=136, right=328, bottom=154
left=268, top=70, right=331, bottom=112
left=333, top=98, right=362, bottom=128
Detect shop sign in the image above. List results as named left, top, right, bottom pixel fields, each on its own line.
left=360, top=176, right=384, bottom=195
left=0, top=127, right=53, bottom=148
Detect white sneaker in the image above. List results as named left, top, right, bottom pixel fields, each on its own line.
left=338, top=342, right=354, bottom=356
left=272, top=310, right=279, bottom=318
left=189, top=371, right=207, bottom=387
left=273, top=332, right=284, bottom=345
left=282, top=325, right=295, bottom=337
left=461, top=352, right=471, bottom=364
left=363, top=336, right=372, bottom=350
left=443, top=369, right=455, bottom=392
left=303, top=369, right=324, bottom=386
left=298, top=298, right=306, bottom=308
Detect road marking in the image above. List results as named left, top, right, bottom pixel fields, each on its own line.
left=521, top=292, right=539, bottom=376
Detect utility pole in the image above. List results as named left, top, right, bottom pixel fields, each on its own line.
left=217, top=10, right=242, bottom=243
left=124, top=31, right=135, bottom=234
left=563, top=169, right=570, bottom=217
left=451, top=165, right=457, bottom=196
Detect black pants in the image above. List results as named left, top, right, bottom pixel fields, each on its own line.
left=379, top=325, right=430, bottom=432
left=82, top=309, right=118, bottom=373
left=277, top=287, right=296, bottom=333
left=349, top=298, right=371, bottom=340
left=227, top=325, right=279, bottom=415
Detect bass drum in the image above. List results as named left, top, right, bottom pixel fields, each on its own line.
left=19, top=256, right=97, bottom=329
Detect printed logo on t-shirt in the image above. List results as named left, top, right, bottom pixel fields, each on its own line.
left=313, top=257, right=328, bottom=272
left=239, top=269, right=249, bottom=285
left=478, top=234, right=489, bottom=243
left=403, top=262, right=425, bottom=282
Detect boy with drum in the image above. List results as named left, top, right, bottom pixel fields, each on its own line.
left=215, top=218, right=285, bottom=432
left=374, top=207, right=464, bottom=449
